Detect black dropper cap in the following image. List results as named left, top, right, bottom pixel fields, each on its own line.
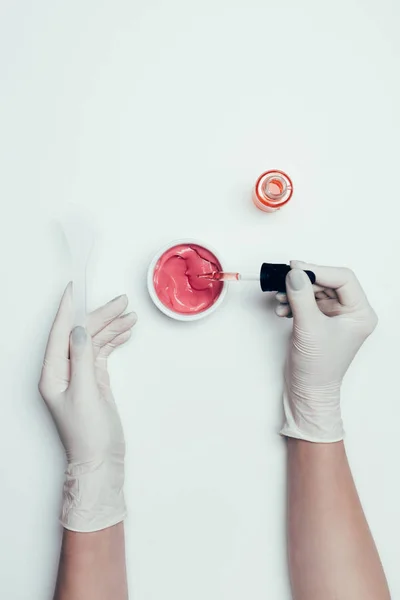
left=260, top=263, right=316, bottom=293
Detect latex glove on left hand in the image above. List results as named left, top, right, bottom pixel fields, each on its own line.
left=39, top=284, right=137, bottom=532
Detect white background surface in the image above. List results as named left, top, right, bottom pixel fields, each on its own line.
left=0, top=1, right=399, bottom=598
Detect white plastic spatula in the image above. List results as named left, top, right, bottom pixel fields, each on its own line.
left=60, top=210, right=95, bottom=327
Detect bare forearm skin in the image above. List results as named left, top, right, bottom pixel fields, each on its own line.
left=287, top=439, right=390, bottom=600
left=54, top=523, right=128, bottom=600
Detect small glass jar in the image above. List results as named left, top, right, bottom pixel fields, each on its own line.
left=252, top=169, right=293, bottom=212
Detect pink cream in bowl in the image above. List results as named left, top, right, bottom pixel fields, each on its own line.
left=148, top=241, right=227, bottom=320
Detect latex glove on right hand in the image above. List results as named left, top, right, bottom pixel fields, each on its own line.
left=39, top=285, right=137, bottom=532
left=276, top=261, right=378, bottom=443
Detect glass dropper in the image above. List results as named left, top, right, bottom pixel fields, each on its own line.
left=197, top=272, right=259, bottom=282
left=198, top=264, right=316, bottom=292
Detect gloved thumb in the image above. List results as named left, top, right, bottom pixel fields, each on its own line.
left=286, top=269, right=320, bottom=327
left=69, top=326, right=96, bottom=388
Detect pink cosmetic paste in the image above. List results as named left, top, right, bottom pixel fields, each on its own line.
left=153, top=244, right=223, bottom=315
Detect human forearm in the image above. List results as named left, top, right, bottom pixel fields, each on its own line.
left=276, top=265, right=390, bottom=597
left=54, top=524, right=128, bottom=600
left=287, top=439, right=390, bottom=600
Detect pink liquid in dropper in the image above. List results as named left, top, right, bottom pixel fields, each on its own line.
left=197, top=271, right=240, bottom=281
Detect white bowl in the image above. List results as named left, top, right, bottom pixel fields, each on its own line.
left=147, top=238, right=228, bottom=321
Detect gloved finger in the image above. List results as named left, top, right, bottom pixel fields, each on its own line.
left=313, top=284, right=338, bottom=299
left=277, top=286, right=333, bottom=302
left=286, top=269, right=321, bottom=327
left=324, top=287, right=339, bottom=299
left=315, top=290, right=329, bottom=300
left=276, top=304, right=293, bottom=318
left=290, top=261, right=367, bottom=308
left=92, top=312, right=137, bottom=353
left=43, top=282, right=73, bottom=361
left=69, top=326, right=97, bottom=390
left=275, top=303, right=291, bottom=317
left=275, top=292, right=287, bottom=303
left=275, top=303, right=288, bottom=316
left=97, top=329, right=132, bottom=360
left=312, top=284, right=327, bottom=293
left=86, top=295, right=129, bottom=337
left=315, top=298, right=345, bottom=317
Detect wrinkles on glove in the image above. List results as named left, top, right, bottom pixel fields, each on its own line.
left=62, top=453, right=126, bottom=533
left=281, top=379, right=344, bottom=443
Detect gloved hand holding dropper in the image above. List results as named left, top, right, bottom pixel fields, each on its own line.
left=275, top=260, right=378, bottom=442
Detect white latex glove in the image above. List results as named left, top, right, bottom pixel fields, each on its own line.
left=39, top=283, right=137, bottom=532
left=275, top=261, right=377, bottom=443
